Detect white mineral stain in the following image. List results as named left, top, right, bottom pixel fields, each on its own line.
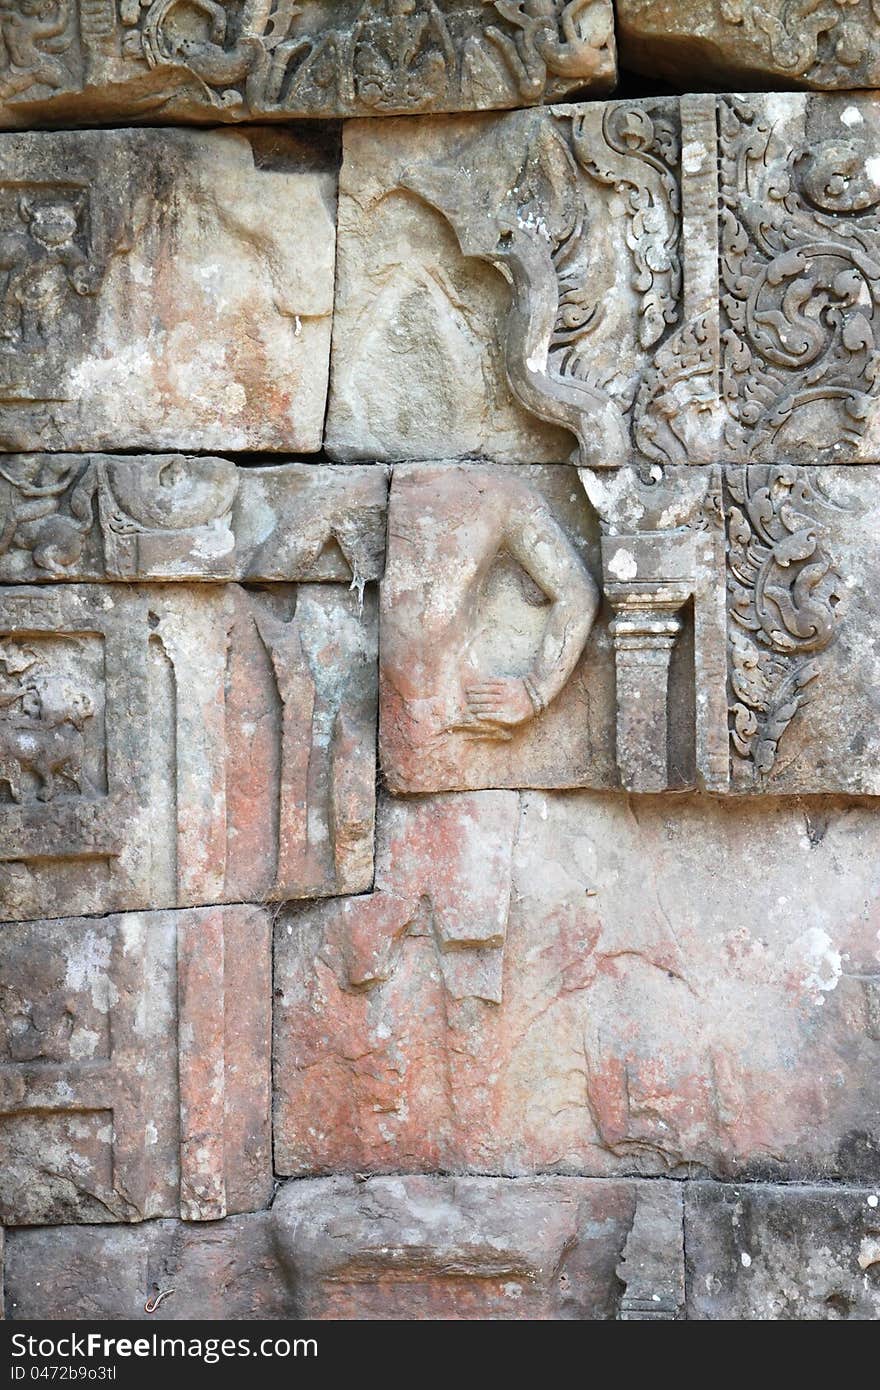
left=608, top=548, right=638, bottom=581
left=842, top=106, right=864, bottom=127
left=741, top=1252, right=752, bottom=1268
left=682, top=140, right=706, bottom=174
left=799, top=927, right=843, bottom=1000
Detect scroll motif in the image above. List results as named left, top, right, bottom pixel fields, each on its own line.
left=726, top=464, right=844, bottom=780
left=718, top=97, right=880, bottom=460
left=117, top=0, right=614, bottom=116
left=718, top=1, right=880, bottom=81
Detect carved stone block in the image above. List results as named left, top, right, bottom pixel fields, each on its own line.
left=379, top=460, right=880, bottom=797
left=274, top=790, right=880, bottom=1179
left=0, top=581, right=378, bottom=921
left=618, top=1, right=880, bottom=92
left=0, top=128, right=335, bottom=452
left=270, top=1176, right=682, bottom=1321
left=379, top=461, right=724, bottom=796
left=0, top=904, right=271, bottom=1225
left=330, top=93, right=880, bottom=469
left=0, top=456, right=388, bottom=585
left=273, top=789, right=520, bottom=1175
left=0, top=461, right=383, bottom=916
left=0, top=2, right=616, bottom=129
left=685, top=1183, right=880, bottom=1321
left=4, top=1213, right=290, bottom=1319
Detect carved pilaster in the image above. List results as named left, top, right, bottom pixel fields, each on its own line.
left=606, top=584, right=687, bottom=793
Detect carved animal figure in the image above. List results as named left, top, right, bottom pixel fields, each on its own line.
left=0, top=197, right=98, bottom=349
left=0, top=457, right=96, bottom=572
left=0, top=691, right=94, bottom=803
left=0, top=0, right=72, bottom=100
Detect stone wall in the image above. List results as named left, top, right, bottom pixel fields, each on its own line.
left=1, top=2, right=879, bottom=1323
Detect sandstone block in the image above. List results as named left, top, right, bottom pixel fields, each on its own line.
left=0, top=905, right=271, bottom=1225
left=0, top=128, right=334, bottom=453
left=4, top=1213, right=289, bottom=1320
left=618, top=2, right=880, bottom=92
left=271, top=1175, right=682, bottom=1320
left=0, top=459, right=382, bottom=918
left=0, top=3, right=616, bottom=129
left=0, top=457, right=387, bottom=586
left=330, top=93, right=880, bottom=468
left=685, top=1183, right=880, bottom=1320
left=379, top=461, right=880, bottom=797
left=274, top=790, right=880, bottom=1180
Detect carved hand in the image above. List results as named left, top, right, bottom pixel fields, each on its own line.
left=463, top=676, right=536, bottom=730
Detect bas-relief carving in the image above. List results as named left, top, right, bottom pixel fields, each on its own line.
left=380, top=459, right=880, bottom=796
left=273, top=791, right=880, bottom=1181
left=718, top=95, right=880, bottom=463
left=0, top=1, right=615, bottom=125
left=0, top=128, right=335, bottom=454
left=338, top=93, right=880, bottom=469
left=0, top=462, right=386, bottom=921
left=0, top=455, right=387, bottom=584
left=0, top=904, right=271, bottom=1226
left=618, top=0, right=880, bottom=91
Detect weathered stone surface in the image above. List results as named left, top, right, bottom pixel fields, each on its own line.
left=0, top=578, right=377, bottom=920
left=0, top=457, right=387, bottom=585
left=275, top=790, right=880, bottom=1179
left=0, top=905, right=271, bottom=1225
left=4, top=1212, right=290, bottom=1320
left=331, top=93, right=880, bottom=468
left=325, top=114, right=577, bottom=465
left=685, top=1183, right=880, bottom=1320
left=0, top=2, right=615, bottom=129
left=618, top=1, right=880, bottom=92
left=379, top=462, right=608, bottom=790
left=379, top=461, right=880, bottom=797
left=272, top=1175, right=681, bottom=1320
left=0, top=128, right=334, bottom=453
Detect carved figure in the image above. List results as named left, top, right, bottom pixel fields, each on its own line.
left=0, top=667, right=94, bottom=803
left=383, top=469, right=598, bottom=750
left=0, top=0, right=72, bottom=100
left=0, top=457, right=95, bottom=572
left=139, top=0, right=301, bottom=107
left=0, top=196, right=98, bottom=350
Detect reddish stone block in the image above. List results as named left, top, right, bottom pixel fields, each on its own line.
left=274, top=791, right=880, bottom=1180
left=0, top=905, right=271, bottom=1225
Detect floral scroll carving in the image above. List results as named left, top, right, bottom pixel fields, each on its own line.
left=726, top=465, right=844, bottom=781
left=718, top=97, right=880, bottom=461
left=718, top=1, right=880, bottom=82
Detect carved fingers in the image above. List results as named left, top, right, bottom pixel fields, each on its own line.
left=463, top=675, right=536, bottom=728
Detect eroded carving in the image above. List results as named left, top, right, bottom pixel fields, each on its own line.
left=0, top=0, right=615, bottom=124
left=0, top=128, right=335, bottom=454
left=0, top=905, right=271, bottom=1226
left=719, top=97, right=880, bottom=461
left=726, top=464, right=844, bottom=784
left=380, top=464, right=601, bottom=792
left=618, top=0, right=880, bottom=91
